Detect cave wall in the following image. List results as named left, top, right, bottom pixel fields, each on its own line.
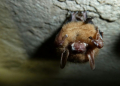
left=5, top=0, right=120, bottom=56
left=0, top=0, right=120, bottom=86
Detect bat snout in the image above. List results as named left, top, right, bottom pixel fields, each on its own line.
left=71, top=42, right=88, bottom=53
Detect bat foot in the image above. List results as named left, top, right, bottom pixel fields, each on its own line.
left=70, top=11, right=78, bottom=22
left=66, top=11, right=94, bottom=24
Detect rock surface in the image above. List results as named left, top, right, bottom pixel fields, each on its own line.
left=54, top=0, right=120, bottom=21
left=0, top=0, right=27, bottom=70
left=7, top=0, right=67, bottom=55
left=0, top=0, right=120, bottom=86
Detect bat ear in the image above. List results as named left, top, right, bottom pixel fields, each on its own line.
left=89, top=27, right=103, bottom=48
left=60, top=49, right=69, bottom=68
left=87, top=50, right=95, bottom=70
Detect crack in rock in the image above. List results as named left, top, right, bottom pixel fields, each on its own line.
left=54, top=0, right=120, bottom=21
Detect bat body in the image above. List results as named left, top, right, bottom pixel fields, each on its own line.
left=55, top=11, right=103, bottom=70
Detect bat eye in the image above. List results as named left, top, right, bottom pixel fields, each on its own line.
left=76, top=34, right=79, bottom=36
left=89, top=36, right=93, bottom=39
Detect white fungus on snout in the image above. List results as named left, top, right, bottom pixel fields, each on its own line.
left=71, top=43, right=75, bottom=50
left=83, top=43, right=87, bottom=46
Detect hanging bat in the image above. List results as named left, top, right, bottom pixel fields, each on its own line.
left=54, top=11, right=103, bottom=70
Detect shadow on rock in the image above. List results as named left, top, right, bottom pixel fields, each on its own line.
left=30, top=28, right=60, bottom=60
left=113, top=34, right=120, bottom=57
left=30, top=16, right=72, bottom=60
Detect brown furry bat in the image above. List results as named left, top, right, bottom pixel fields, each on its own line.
left=54, top=11, right=103, bottom=70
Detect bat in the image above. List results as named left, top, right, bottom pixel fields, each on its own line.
left=54, top=11, right=103, bottom=70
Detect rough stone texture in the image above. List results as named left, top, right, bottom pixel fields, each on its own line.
left=7, top=0, right=67, bottom=55
left=53, top=0, right=120, bottom=21
left=0, top=0, right=120, bottom=86
left=6, top=0, right=120, bottom=55
left=0, top=0, right=27, bottom=70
